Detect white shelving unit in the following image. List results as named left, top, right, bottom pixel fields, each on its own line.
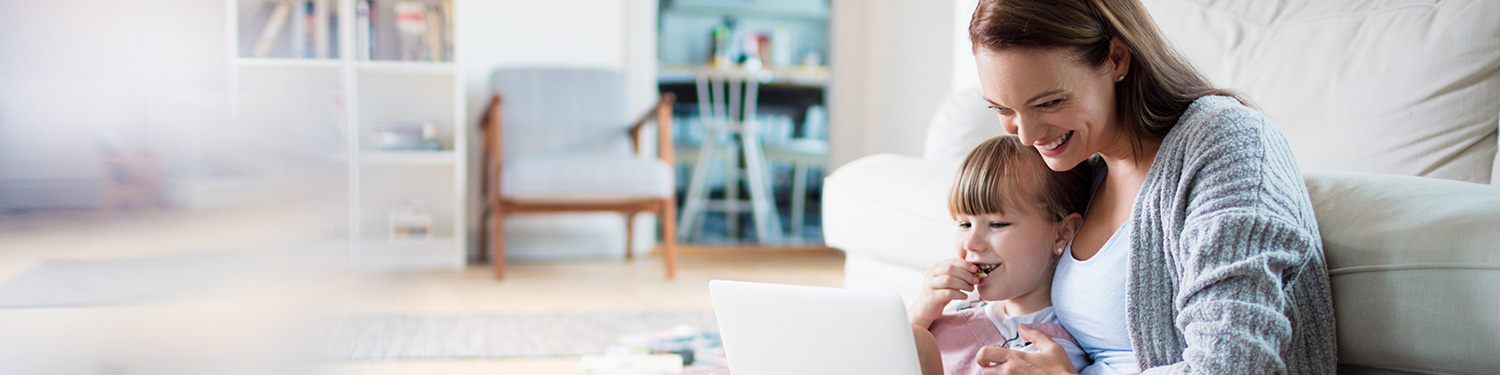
left=228, top=0, right=466, bottom=269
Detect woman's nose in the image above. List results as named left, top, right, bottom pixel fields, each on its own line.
left=1008, top=114, right=1044, bottom=144
left=1001, top=114, right=1019, bottom=136
left=1009, top=114, right=1039, bottom=145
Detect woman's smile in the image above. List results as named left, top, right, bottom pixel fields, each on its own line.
left=1036, top=130, right=1074, bottom=157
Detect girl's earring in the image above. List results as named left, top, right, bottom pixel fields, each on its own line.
left=1116, top=75, right=1125, bottom=82
left=1055, top=248, right=1064, bottom=255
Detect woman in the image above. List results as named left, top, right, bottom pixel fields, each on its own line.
left=963, top=0, right=1337, bottom=374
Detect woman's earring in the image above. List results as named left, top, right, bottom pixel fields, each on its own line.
left=1116, top=75, right=1125, bottom=82
left=1055, top=248, right=1064, bottom=255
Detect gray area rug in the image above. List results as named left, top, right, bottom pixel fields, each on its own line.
left=318, top=312, right=719, bottom=360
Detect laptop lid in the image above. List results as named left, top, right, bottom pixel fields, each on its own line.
left=708, top=280, right=922, bottom=375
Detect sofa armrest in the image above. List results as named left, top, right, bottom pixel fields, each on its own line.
left=823, top=154, right=963, bottom=297
left=1305, top=171, right=1500, bottom=373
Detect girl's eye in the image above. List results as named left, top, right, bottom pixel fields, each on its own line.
left=958, top=222, right=972, bottom=229
left=988, top=222, right=1011, bottom=229
left=1038, top=99, right=1061, bottom=108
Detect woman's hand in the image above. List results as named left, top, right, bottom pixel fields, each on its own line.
left=977, top=325, right=1078, bottom=374
left=908, top=258, right=978, bottom=329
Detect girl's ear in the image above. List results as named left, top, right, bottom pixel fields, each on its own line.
left=1053, top=212, right=1084, bottom=250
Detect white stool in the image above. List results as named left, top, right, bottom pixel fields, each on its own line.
left=678, top=68, right=783, bottom=244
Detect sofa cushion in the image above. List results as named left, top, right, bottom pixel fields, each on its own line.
left=1304, top=170, right=1500, bottom=373
left=502, top=154, right=672, bottom=199
left=1143, top=0, right=1500, bottom=184
left=923, top=85, right=1004, bottom=161
left=822, top=154, right=962, bottom=269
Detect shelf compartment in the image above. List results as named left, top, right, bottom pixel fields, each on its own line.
left=235, top=57, right=344, bottom=68
left=357, top=61, right=456, bottom=75
left=357, top=238, right=464, bottom=269
left=359, top=151, right=457, bottom=164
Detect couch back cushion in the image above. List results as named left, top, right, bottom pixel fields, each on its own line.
left=923, top=85, right=1003, bottom=160
left=1142, top=0, right=1499, bottom=184
left=1304, top=171, right=1500, bottom=373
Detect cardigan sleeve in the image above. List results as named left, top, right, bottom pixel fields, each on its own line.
left=1141, top=101, right=1324, bottom=375
left=1145, top=211, right=1316, bottom=375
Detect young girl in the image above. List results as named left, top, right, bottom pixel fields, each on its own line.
left=910, top=135, right=1093, bottom=375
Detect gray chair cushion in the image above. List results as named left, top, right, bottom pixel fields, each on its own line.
left=491, top=68, right=631, bottom=159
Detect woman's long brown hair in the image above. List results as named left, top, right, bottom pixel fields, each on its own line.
left=969, top=0, right=1247, bottom=159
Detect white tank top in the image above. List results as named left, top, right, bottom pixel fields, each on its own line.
left=1052, top=167, right=1139, bottom=374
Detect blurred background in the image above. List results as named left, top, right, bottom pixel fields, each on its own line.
left=0, top=0, right=977, bottom=373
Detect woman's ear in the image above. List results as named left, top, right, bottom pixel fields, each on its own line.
left=1109, top=36, right=1131, bottom=80
left=1053, top=213, right=1084, bottom=252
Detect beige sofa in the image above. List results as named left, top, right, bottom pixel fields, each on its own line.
left=822, top=1, right=1500, bottom=373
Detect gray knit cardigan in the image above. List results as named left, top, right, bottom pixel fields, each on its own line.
left=1126, top=96, right=1337, bottom=374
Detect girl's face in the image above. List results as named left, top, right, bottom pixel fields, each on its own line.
left=974, top=44, right=1131, bottom=171
left=954, top=199, right=1078, bottom=303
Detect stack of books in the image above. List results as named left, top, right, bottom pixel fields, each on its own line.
left=242, top=0, right=453, bottom=61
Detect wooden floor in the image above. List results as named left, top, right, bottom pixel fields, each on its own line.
left=0, top=205, right=845, bottom=375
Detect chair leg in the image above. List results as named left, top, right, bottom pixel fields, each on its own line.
left=725, top=144, right=741, bottom=240
left=624, top=212, right=635, bottom=260
left=661, top=200, right=678, bottom=279
left=740, top=133, right=782, bottom=244
left=491, top=211, right=506, bottom=280
left=680, top=129, right=720, bottom=242
left=477, top=211, right=490, bottom=263
left=791, top=162, right=808, bottom=241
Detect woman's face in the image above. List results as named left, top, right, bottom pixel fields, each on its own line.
left=974, top=45, right=1129, bottom=171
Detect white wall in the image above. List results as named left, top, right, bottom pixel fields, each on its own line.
left=952, top=0, right=980, bottom=90
left=827, top=0, right=960, bottom=168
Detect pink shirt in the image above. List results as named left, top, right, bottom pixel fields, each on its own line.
left=930, top=303, right=1087, bottom=374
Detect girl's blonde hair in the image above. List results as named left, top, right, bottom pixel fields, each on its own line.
left=949, top=135, right=1092, bottom=221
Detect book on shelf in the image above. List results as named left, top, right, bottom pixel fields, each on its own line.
left=289, top=0, right=304, bottom=57
left=328, top=1, right=340, bottom=58
left=442, top=0, right=453, bottom=61
left=394, top=2, right=426, bottom=61
left=240, top=1, right=276, bottom=56
left=369, top=121, right=445, bottom=151
left=424, top=6, right=443, bottom=62
left=356, top=0, right=374, bottom=60
left=247, top=0, right=452, bottom=62
left=251, top=0, right=294, bottom=58
left=311, top=0, right=329, bottom=58
left=388, top=1, right=453, bottom=62
left=247, top=0, right=339, bottom=59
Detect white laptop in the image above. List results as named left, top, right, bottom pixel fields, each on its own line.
left=708, top=280, right=922, bottom=375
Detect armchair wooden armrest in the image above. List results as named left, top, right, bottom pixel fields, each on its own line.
left=480, top=94, right=505, bottom=208
left=628, top=93, right=676, bottom=164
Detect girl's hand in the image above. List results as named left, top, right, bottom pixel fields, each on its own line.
left=976, top=325, right=1078, bottom=374
left=908, top=258, right=978, bottom=329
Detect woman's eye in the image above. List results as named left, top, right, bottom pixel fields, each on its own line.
left=988, top=222, right=1011, bottom=229
left=1038, top=99, right=1061, bottom=108
left=989, top=106, right=1013, bottom=116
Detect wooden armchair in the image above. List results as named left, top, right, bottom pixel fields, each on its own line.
left=478, top=68, right=678, bottom=279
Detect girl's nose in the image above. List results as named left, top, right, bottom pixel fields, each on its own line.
left=962, top=230, right=986, bottom=254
